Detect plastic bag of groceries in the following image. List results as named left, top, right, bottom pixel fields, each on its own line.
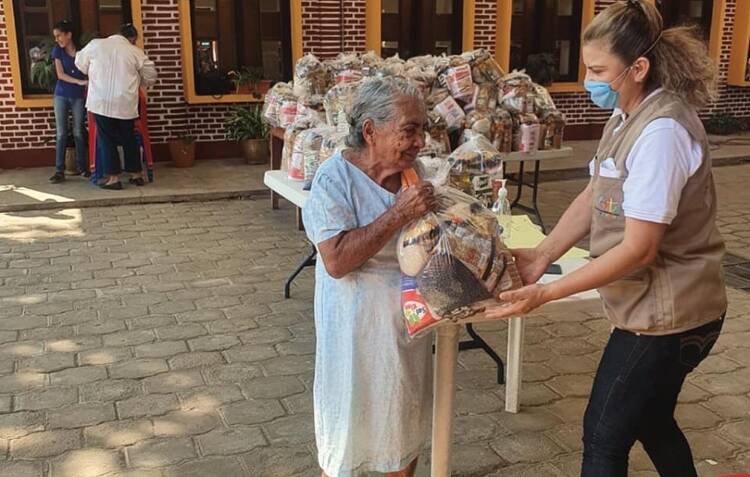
left=262, top=82, right=294, bottom=128
left=448, top=134, right=504, bottom=206
left=324, top=81, right=359, bottom=128
left=329, top=52, right=363, bottom=85
left=303, top=126, right=337, bottom=190
left=398, top=165, right=522, bottom=338
left=282, top=117, right=317, bottom=174
left=293, top=53, right=330, bottom=98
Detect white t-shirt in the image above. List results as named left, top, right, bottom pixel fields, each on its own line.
left=588, top=91, right=703, bottom=225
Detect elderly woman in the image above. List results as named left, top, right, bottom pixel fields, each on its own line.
left=302, top=77, right=438, bottom=477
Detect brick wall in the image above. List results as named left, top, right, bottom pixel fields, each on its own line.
left=1, top=0, right=749, bottom=162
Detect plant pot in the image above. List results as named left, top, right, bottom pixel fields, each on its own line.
left=235, top=83, right=252, bottom=95
left=240, top=138, right=269, bottom=165
left=64, top=147, right=77, bottom=174
left=169, top=140, right=196, bottom=168
left=254, top=80, right=272, bottom=97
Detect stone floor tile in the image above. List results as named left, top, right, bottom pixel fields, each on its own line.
left=167, top=352, right=225, bottom=370
left=151, top=409, right=220, bottom=438
left=10, top=429, right=81, bottom=458
left=50, top=366, right=108, bottom=387
left=133, top=341, right=189, bottom=359
left=142, top=370, right=204, bottom=394
left=241, top=446, right=317, bottom=477
left=0, top=461, right=44, bottom=477
left=177, top=385, right=245, bottom=411
left=15, top=387, right=78, bottom=411
left=126, top=438, right=196, bottom=468
left=108, top=359, right=169, bottom=380
left=490, top=432, right=565, bottom=465
left=79, top=379, right=141, bottom=403
left=0, top=411, right=45, bottom=439
left=220, top=399, right=286, bottom=425
left=48, top=403, right=116, bottom=429
left=49, top=448, right=124, bottom=477
left=84, top=419, right=154, bottom=448
left=165, top=457, right=247, bottom=477
left=196, top=425, right=266, bottom=456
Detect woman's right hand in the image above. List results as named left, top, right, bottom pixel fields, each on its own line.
left=511, top=248, right=553, bottom=285
left=79, top=79, right=88, bottom=86
left=392, top=181, right=438, bottom=225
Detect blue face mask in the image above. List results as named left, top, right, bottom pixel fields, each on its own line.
left=584, top=66, right=631, bottom=109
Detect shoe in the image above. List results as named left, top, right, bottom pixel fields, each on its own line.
left=49, top=172, right=65, bottom=183
left=99, top=181, right=122, bottom=190
left=128, top=177, right=145, bottom=186
left=82, top=170, right=91, bottom=178
left=68, top=170, right=83, bottom=176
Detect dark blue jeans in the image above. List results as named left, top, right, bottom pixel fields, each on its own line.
left=582, top=316, right=724, bottom=477
left=54, top=95, right=87, bottom=173
left=93, top=113, right=141, bottom=176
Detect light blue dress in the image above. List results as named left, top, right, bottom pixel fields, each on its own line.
left=302, top=153, right=434, bottom=477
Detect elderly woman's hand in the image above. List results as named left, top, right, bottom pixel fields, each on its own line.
left=393, top=181, right=439, bottom=225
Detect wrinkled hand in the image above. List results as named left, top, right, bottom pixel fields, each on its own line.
left=393, top=181, right=438, bottom=225
left=511, top=248, right=552, bottom=286
left=484, top=284, right=551, bottom=319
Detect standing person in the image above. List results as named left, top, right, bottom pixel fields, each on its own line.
left=487, top=1, right=726, bottom=476
left=302, top=77, right=437, bottom=477
left=49, top=20, right=88, bottom=184
left=75, top=23, right=156, bottom=190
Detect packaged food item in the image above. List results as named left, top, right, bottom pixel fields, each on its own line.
left=302, top=126, right=334, bottom=190
left=471, top=50, right=506, bottom=84
left=279, top=100, right=298, bottom=128
left=499, top=71, right=534, bottom=113
left=329, top=52, right=363, bottom=84
left=517, top=113, right=541, bottom=153
left=281, top=118, right=316, bottom=173
left=381, top=54, right=406, bottom=77
left=398, top=169, right=522, bottom=338
left=288, top=127, right=312, bottom=181
left=324, top=81, right=359, bottom=128
left=296, top=95, right=326, bottom=125
left=425, top=111, right=451, bottom=154
left=464, top=110, right=493, bottom=141
left=293, top=53, right=330, bottom=98
left=464, top=83, right=496, bottom=113
left=262, top=82, right=294, bottom=128
left=448, top=135, right=504, bottom=204
left=360, top=50, right=383, bottom=76
left=539, top=109, right=565, bottom=150
left=317, top=130, right=348, bottom=165
left=404, top=67, right=437, bottom=98
left=491, top=109, right=513, bottom=153
left=434, top=95, right=466, bottom=131
left=445, top=63, right=474, bottom=101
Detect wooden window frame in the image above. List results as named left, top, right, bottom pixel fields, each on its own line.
left=647, top=0, right=726, bottom=62
left=3, top=0, right=144, bottom=108
left=178, top=0, right=303, bottom=105
left=366, top=0, right=477, bottom=57
left=728, top=0, right=750, bottom=86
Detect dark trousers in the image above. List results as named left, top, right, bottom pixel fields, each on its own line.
left=581, top=316, right=724, bottom=477
left=94, top=113, right=141, bottom=176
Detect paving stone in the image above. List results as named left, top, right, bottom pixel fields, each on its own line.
left=451, top=444, right=507, bottom=477
left=196, top=426, right=266, bottom=456
left=0, top=395, right=10, bottom=413
left=222, top=304, right=272, bottom=320
left=545, top=397, right=589, bottom=424
left=100, top=306, right=149, bottom=320
left=84, top=419, right=154, bottom=448
left=546, top=374, right=595, bottom=398
left=455, top=389, right=505, bottom=415
left=173, top=309, right=224, bottom=324
left=486, top=462, right=565, bottom=477
left=143, top=370, right=204, bottom=394
left=178, top=385, right=245, bottom=411
left=127, top=438, right=196, bottom=468
left=47, top=336, right=102, bottom=353
left=134, top=341, right=189, bottom=359
left=10, top=429, right=81, bottom=458
left=263, top=414, right=314, bottom=445
left=281, top=393, right=313, bottom=415
left=221, top=399, right=286, bottom=425
left=155, top=324, right=207, bottom=341
left=704, top=394, right=750, bottom=419
left=453, top=414, right=506, bottom=444
left=80, top=379, right=141, bottom=403
left=109, top=359, right=169, bottom=379
left=16, top=387, right=78, bottom=411
left=50, top=366, right=108, bottom=386
left=117, top=394, right=180, bottom=419
left=684, top=430, right=738, bottom=460
left=167, top=352, right=225, bottom=370
left=674, top=403, right=723, bottom=429
left=102, top=330, right=156, bottom=347
left=152, top=409, right=220, bottom=438
left=239, top=376, right=305, bottom=400
left=18, top=352, right=75, bottom=373
left=204, top=319, right=258, bottom=334
left=194, top=296, right=242, bottom=309
left=48, top=310, right=98, bottom=326
left=0, top=330, right=18, bottom=345
left=719, top=420, right=750, bottom=447
left=0, top=461, right=43, bottom=477
left=79, top=347, right=133, bottom=365
left=49, top=448, right=124, bottom=477
left=0, top=411, right=45, bottom=439
left=237, top=327, right=292, bottom=345
left=150, top=301, right=196, bottom=315
left=274, top=340, right=315, bottom=356
left=495, top=407, right=565, bottom=434
left=48, top=403, right=116, bottom=429
left=241, top=446, right=316, bottom=477
left=261, top=355, right=315, bottom=377
left=545, top=424, right=583, bottom=453
left=0, top=315, right=47, bottom=331
left=24, top=302, right=73, bottom=316
left=224, top=344, right=277, bottom=363
left=20, top=325, right=76, bottom=341
left=490, top=433, right=565, bottom=465
left=204, top=363, right=263, bottom=384
left=165, top=456, right=246, bottom=477
left=76, top=320, right=127, bottom=336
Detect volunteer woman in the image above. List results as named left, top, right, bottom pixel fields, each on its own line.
left=48, top=20, right=88, bottom=184
left=302, top=77, right=437, bottom=477
left=487, top=1, right=727, bottom=476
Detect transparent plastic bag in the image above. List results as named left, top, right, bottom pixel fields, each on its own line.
left=302, top=127, right=333, bottom=190
left=323, top=82, right=359, bottom=128
left=293, top=53, right=330, bottom=98
left=398, top=168, right=522, bottom=338
left=262, top=82, right=294, bottom=128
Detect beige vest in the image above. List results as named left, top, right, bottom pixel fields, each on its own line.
left=590, top=91, right=727, bottom=335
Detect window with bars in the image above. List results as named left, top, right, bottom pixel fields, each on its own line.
left=189, top=0, right=292, bottom=96
left=12, top=0, right=133, bottom=95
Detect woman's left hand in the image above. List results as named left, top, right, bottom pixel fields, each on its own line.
left=484, top=284, right=552, bottom=319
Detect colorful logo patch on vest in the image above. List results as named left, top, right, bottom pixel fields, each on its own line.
left=595, top=195, right=622, bottom=216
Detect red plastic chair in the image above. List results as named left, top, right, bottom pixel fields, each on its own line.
left=88, top=88, right=154, bottom=182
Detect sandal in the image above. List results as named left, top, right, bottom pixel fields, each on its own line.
left=128, top=177, right=145, bottom=186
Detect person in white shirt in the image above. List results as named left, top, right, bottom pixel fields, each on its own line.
left=75, top=24, right=157, bottom=190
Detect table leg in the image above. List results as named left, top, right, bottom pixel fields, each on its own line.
left=284, top=244, right=316, bottom=299
left=505, top=316, right=525, bottom=413
left=295, top=207, right=304, bottom=231
left=271, top=191, right=279, bottom=210
left=431, top=325, right=459, bottom=477
left=529, top=160, right=546, bottom=233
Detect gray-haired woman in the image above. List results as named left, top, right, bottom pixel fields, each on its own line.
left=302, top=77, right=438, bottom=477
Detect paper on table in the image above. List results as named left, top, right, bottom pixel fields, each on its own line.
left=505, top=215, right=589, bottom=260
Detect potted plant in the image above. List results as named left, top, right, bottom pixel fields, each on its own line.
left=225, top=104, right=269, bottom=164
left=168, top=132, right=196, bottom=168
left=30, top=39, right=56, bottom=93
left=525, top=52, right=557, bottom=86
left=227, top=66, right=271, bottom=98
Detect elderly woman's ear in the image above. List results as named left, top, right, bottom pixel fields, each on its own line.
left=361, top=118, right=377, bottom=146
